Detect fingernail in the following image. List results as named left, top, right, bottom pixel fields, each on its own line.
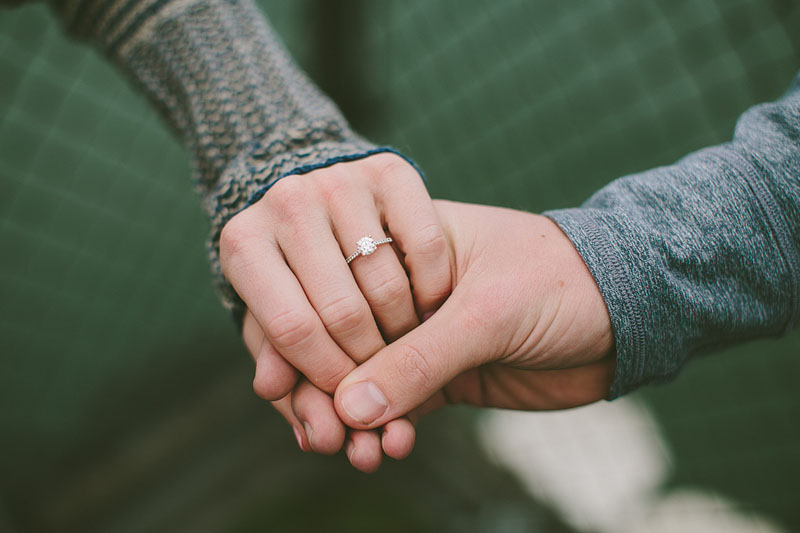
left=345, top=439, right=356, bottom=464
left=303, top=422, right=315, bottom=451
left=422, top=311, right=434, bottom=322
left=293, top=426, right=304, bottom=451
left=340, top=381, right=388, bottom=425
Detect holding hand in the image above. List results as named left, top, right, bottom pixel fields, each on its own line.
left=221, top=153, right=452, bottom=470
left=333, top=199, right=616, bottom=429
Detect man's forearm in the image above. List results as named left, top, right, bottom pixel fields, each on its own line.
left=546, top=73, right=800, bottom=398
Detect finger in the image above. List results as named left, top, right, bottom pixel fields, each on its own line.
left=278, top=213, right=386, bottom=363
left=271, top=394, right=310, bottom=452
left=332, top=202, right=418, bottom=342
left=253, top=338, right=299, bottom=401
left=380, top=417, right=416, bottom=460
left=375, top=161, right=451, bottom=318
left=291, top=378, right=347, bottom=455
left=344, top=429, right=383, bottom=473
left=289, top=377, right=410, bottom=467
left=241, top=309, right=264, bottom=357
left=344, top=418, right=416, bottom=471
left=221, top=223, right=355, bottom=394
left=244, top=310, right=300, bottom=401
left=334, top=286, right=486, bottom=429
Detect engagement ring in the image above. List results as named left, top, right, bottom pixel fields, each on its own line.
left=346, top=235, right=393, bottom=264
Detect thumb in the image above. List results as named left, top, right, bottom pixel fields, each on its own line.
left=334, top=287, right=487, bottom=429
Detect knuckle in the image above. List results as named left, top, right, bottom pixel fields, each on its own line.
left=267, top=178, right=310, bottom=218
left=219, top=214, right=253, bottom=272
left=317, top=295, right=369, bottom=337
left=252, top=375, right=289, bottom=402
left=317, top=173, right=352, bottom=204
left=394, top=344, right=436, bottom=392
left=312, top=360, right=352, bottom=394
left=265, top=309, right=317, bottom=350
left=308, top=164, right=366, bottom=207
left=417, top=273, right=452, bottom=306
left=374, top=153, right=412, bottom=183
left=413, top=223, right=447, bottom=258
left=366, top=270, right=410, bottom=310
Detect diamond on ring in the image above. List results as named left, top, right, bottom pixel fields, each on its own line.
left=357, top=236, right=378, bottom=256
left=346, top=235, right=393, bottom=264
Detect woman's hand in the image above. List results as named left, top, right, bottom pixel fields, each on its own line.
left=330, top=199, right=616, bottom=430
left=219, top=153, right=451, bottom=472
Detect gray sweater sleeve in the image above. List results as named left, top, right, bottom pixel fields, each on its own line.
left=46, top=0, right=398, bottom=324
left=545, top=73, right=800, bottom=399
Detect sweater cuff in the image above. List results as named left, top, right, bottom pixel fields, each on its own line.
left=544, top=208, right=656, bottom=399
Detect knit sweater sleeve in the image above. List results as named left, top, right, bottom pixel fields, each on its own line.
left=545, top=73, right=800, bottom=399
left=47, top=0, right=393, bottom=323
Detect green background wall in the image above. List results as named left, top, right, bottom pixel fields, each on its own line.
left=1, top=1, right=798, bottom=531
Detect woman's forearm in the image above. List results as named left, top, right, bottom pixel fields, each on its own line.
left=50, top=0, right=389, bottom=321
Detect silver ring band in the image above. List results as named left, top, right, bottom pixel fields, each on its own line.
left=346, top=235, right=393, bottom=264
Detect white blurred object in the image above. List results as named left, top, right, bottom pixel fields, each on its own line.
left=477, top=398, right=669, bottom=531
left=624, top=488, right=785, bottom=533
left=477, top=398, right=784, bottom=533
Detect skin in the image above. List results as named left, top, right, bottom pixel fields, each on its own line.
left=222, top=153, right=450, bottom=472
left=286, top=200, right=617, bottom=471
left=334, top=200, right=616, bottom=428
left=226, top=154, right=615, bottom=472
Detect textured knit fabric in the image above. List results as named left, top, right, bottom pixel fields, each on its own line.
left=43, top=0, right=397, bottom=324
left=545, top=74, right=800, bottom=398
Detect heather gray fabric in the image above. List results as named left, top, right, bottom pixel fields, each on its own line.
left=545, top=74, right=800, bottom=398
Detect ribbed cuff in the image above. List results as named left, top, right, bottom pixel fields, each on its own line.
left=544, top=207, right=653, bottom=399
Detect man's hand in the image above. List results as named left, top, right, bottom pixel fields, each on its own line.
left=331, top=200, right=616, bottom=430
left=221, top=153, right=451, bottom=472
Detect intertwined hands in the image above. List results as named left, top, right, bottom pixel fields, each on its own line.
left=221, top=154, right=614, bottom=472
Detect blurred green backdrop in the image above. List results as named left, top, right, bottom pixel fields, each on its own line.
left=1, top=0, right=798, bottom=531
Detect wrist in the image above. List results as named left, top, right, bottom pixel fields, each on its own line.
left=530, top=215, right=615, bottom=367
